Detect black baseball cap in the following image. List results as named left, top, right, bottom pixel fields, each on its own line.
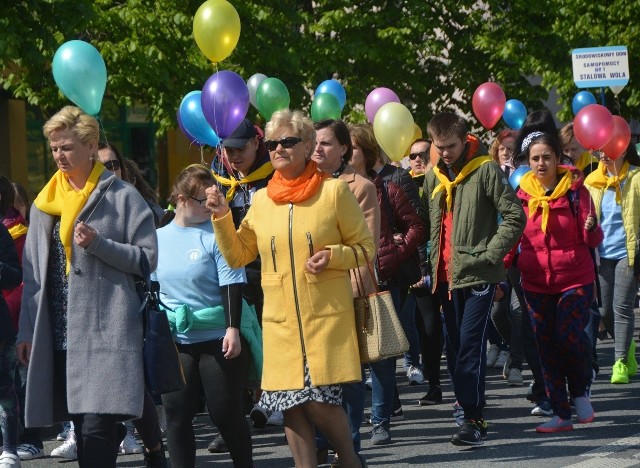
left=222, top=119, right=258, bottom=149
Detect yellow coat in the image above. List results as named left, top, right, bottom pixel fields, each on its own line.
left=212, top=178, right=375, bottom=391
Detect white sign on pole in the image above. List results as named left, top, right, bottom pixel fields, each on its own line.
left=572, top=46, right=629, bottom=88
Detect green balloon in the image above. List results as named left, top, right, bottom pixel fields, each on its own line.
left=311, top=93, right=341, bottom=122
left=256, top=77, right=290, bottom=121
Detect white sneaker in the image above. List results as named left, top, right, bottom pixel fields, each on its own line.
left=494, top=350, right=510, bottom=369
left=15, top=444, right=44, bottom=461
left=406, top=366, right=425, bottom=385
left=486, top=344, right=500, bottom=367
left=266, top=410, right=284, bottom=426
left=119, top=431, right=143, bottom=454
left=51, top=431, right=77, bottom=460
left=0, top=453, right=21, bottom=468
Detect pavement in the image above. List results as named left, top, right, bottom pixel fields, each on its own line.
left=21, top=311, right=640, bottom=467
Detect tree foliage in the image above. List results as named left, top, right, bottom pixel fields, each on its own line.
left=1, top=0, right=637, bottom=135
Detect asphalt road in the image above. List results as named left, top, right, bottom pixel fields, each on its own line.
left=23, top=311, right=640, bottom=467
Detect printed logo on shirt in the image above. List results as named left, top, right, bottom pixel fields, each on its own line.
left=470, top=284, right=491, bottom=297
left=186, top=249, right=204, bottom=264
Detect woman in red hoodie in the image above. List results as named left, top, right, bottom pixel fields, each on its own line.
left=516, top=132, right=603, bottom=433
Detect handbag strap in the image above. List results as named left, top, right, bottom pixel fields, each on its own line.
left=357, top=244, right=380, bottom=293
left=349, top=245, right=366, bottom=298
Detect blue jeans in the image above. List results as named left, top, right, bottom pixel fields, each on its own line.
left=398, top=292, right=422, bottom=368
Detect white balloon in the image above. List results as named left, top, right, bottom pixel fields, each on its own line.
left=247, top=73, right=268, bottom=109
left=610, top=85, right=625, bottom=96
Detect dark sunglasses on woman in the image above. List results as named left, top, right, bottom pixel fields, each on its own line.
left=103, top=160, right=121, bottom=172
left=264, top=137, right=302, bottom=152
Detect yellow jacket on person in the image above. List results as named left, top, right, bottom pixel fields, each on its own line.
left=212, top=178, right=375, bottom=391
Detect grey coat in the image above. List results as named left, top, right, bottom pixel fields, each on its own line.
left=17, top=170, right=158, bottom=427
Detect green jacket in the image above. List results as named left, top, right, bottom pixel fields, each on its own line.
left=421, top=138, right=525, bottom=291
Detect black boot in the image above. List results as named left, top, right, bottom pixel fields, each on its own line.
left=144, top=445, right=167, bottom=468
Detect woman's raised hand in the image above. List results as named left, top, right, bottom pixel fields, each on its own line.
left=205, top=185, right=230, bottom=218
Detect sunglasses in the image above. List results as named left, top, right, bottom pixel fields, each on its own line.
left=264, top=137, right=302, bottom=152
left=188, top=196, right=207, bottom=206
left=409, top=150, right=428, bottom=161
left=103, top=160, right=121, bottom=171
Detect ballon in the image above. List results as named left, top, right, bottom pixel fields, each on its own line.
left=311, top=93, right=341, bottom=122
left=247, top=73, right=268, bottom=109
left=571, top=91, right=597, bottom=115
left=610, top=85, right=625, bottom=96
left=373, top=102, right=415, bottom=162
left=403, top=123, right=423, bottom=157
left=472, top=82, right=506, bottom=129
left=256, top=78, right=290, bottom=121
left=600, top=116, right=631, bottom=160
left=315, top=79, right=346, bottom=110
left=178, top=91, right=220, bottom=148
left=201, top=70, right=250, bottom=138
left=508, top=166, right=531, bottom=190
left=177, top=110, right=202, bottom=146
left=365, top=87, right=400, bottom=124
left=503, top=99, right=527, bottom=130
left=193, top=0, right=241, bottom=63
left=573, top=104, right=614, bottom=151
left=52, top=40, right=107, bottom=115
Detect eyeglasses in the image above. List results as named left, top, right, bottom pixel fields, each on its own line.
left=103, top=160, right=121, bottom=172
left=409, top=150, right=428, bottom=161
left=188, top=196, right=207, bottom=206
left=264, top=137, right=302, bottom=152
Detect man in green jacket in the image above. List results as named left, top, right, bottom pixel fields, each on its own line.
left=421, top=112, right=525, bottom=446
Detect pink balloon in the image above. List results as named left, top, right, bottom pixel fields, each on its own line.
left=472, top=82, right=506, bottom=129
left=365, top=87, right=400, bottom=123
left=573, top=104, right=614, bottom=151
left=600, top=115, right=631, bottom=160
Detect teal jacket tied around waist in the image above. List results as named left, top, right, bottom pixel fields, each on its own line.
left=164, top=300, right=263, bottom=383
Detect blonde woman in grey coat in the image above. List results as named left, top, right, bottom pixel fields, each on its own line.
left=15, top=106, right=158, bottom=468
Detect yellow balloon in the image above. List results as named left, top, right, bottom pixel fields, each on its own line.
left=403, top=123, right=423, bottom=156
left=193, top=0, right=241, bottom=63
left=373, top=103, right=415, bottom=162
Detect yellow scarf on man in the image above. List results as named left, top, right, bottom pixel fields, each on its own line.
left=584, top=161, right=629, bottom=205
left=34, top=162, right=105, bottom=274
left=431, top=156, right=492, bottom=212
left=519, top=168, right=573, bottom=233
left=212, top=161, right=274, bottom=201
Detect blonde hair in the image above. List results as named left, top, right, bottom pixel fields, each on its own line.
left=265, top=109, right=315, bottom=146
left=42, top=106, right=99, bottom=146
left=558, top=123, right=575, bottom=148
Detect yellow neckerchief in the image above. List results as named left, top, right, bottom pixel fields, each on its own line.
left=431, top=156, right=492, bottom=212
left=519, top=168, right=573, bottom=233
left=584, top=161, right=629, bottom=205
left=575, top=151, right=599, bottom=172
left=8, top=223, right=28, bottom=240
left=34, top=162, right=105, bottom=274
left=211, top=161, right=274, bottom=201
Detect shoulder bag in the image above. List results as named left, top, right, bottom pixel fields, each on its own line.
left=350, top=245, right=409, bottom=363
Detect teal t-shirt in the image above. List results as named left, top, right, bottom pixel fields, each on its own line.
left=598, top=179, right=627, bottom=260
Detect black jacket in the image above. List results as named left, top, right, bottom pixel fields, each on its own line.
left=0, top=223, right=22, bottom=342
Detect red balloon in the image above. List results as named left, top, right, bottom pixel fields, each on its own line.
left=573, top=104, right=614, bottom=151
left=600, top=115, right=631, bottom=160
left=472, top=82, right=506, bottom=129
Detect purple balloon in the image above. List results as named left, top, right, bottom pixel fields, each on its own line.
left=177, top=110, right=201, bottom=146
left=365, top=87, right=400, bottom=123
left=201, top=70, right=250, bottom=139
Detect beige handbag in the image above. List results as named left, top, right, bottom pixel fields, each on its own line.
left=350, top=245, right=409, bottom=363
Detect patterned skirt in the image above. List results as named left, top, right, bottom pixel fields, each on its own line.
left=259, top=361, right=342, bottom=412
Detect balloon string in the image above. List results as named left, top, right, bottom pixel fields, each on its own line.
left=97, top=115, right=109, bottom=157
left=200, top=146, right=205, bottom=166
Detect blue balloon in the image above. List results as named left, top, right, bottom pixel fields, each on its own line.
left=508, top=166, right=531, bottom=190
left=52, top=40, right=107, bottom=115
left=178, top=91, right=220, bottom=148
left=315, top=79, right=347, bottom=110
left=503, top=99, right=527, bottom=130
left=572, top=91, right=597, bottom=115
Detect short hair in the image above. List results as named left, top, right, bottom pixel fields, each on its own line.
left=168, top=164, right=215, bottom=207
left=265, top=109, right=315, bottom=147
left=524, top=132, right=563, bottom=161
left=558, top=123, right=575, bottom=148
left=411, top=138, right=432, bottom=146
left=314, top=119, right=353, bottom=163
left=98, top=142, right=129, bottom=181
left=42, top=105, right=99, bottom=146
left=0, top=176, right=15, bottom=216
left=489, top=129, right=517, bottom=163
left=427, top=112, right=467, bottom=142
left=348, top=124, right=380, bottom=172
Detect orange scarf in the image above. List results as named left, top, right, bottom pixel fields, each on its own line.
left=267, top=160, right=327, bottom=203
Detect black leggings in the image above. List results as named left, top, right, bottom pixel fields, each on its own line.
left=132, top=389, right=162, bottom=449
left=413, top=287, right=442, bottom=387
left=161, top=337, right=252, bottom=468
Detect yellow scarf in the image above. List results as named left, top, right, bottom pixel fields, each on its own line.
left=212, top=161, right=274, bottom=201
left=519, top=168, right=573, bottom=233
left=34, top=162, right=106, bottom=274
left=584, top=161, right=629, bottom=205
left=575, top=151, right=599, bottom=172
left=431, top=156, right=492, bottom=212
left=8, top=223, right=28, bottom=240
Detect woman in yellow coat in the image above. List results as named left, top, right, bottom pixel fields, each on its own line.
left=206, top=109, right=373, bottom=468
